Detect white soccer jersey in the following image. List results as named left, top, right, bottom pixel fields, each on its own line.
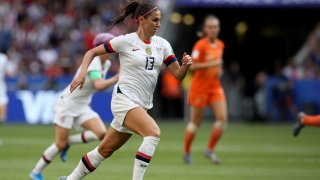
left=57, top=57, right=111, bottom=114
left=104, top=32, right=177, bottom=109
left=0, top=53, right=8, bottom=105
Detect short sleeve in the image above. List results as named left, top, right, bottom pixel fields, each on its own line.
left=162, top=39, right=178, bottom=66
left=191, top=40, right=204, bottom=62
left=104, top=35, right=125, bottom=53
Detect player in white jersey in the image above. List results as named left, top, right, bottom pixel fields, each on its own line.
left=30, top=33, right=119, bottom=180
left=59, top=1, right=192, bottom=180
left=0, top=53, right=9, bottom=125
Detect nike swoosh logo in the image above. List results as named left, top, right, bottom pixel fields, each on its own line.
left=132, top=48, right=140, bottom=51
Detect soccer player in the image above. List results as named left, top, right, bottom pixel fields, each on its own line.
left=29, top=33, right=119, bottom=180
left=0, top=53, right=9, bottom=125
left=183, top=15, right=227, bottom=164
left=58, top=1, right=192, bottom=180
left=293, top=112, right=320, bottom=137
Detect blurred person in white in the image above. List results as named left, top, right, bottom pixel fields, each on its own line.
left=223, top=61, right=245, bottom=120
left=37, top=43, right=59, bottom=68
left=282, top=58, right=304, bottom=80
left=29, top=33, right=119, bottom=180
left=0, top=53, right=11, bottom=125
left=254, top=71, right=268, bottom=120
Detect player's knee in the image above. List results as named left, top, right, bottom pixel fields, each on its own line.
left=186, top=122, right=198, bottom=133
left=148, top=127, right=161, bottom=138
left=216, top=114, right=228, bottom=123
left=214, top=120, right=227, bottom=129
left=55, top=141, right=68, bottom=151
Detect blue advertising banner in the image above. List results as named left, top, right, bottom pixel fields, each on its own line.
left=265, top=77, right=320, bottom=121
left=176, top=0, right=320, bottom=8
left=6, top=90, right=113, bottom=124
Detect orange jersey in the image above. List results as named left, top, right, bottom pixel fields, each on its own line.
left=190, top=38, right=224, bottom=93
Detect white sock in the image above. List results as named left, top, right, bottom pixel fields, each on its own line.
left=67, top=147, right=104, bottom=179
left=133, top=136, right=160, bottom=180
left=32, top=143, right=59, bottom=173
left=68, top=131, right=99, bottom=145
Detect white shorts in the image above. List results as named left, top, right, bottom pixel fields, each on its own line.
left=110, top=87, right=140, bottom=134
left=54, top=104, right=100, bottom=129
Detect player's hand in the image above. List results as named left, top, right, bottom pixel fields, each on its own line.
left=70, top=73, right=86, bottom=93
left=181, top=52, right=192, bottom=67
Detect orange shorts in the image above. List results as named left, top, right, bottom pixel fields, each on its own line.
left=188, top=88, right=225, bottom=108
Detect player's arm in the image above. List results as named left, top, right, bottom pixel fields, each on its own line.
left=167, top=52, right=192, bottom=80
left=190, top=59, right=222, bottom=71
left=70, top=45, right=110, bottom=92
left=89, top=71, right=119, bottom=91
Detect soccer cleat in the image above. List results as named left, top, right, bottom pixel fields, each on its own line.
left=29, top=172, right=44, bottom=180
left=204, top=149, right=221, bottom=164
left=293, top=112, right=305, bottom=137
left=58, top=176, right=68, bottom=180
left=60, top=145, right=70, bottom=162
left=183, top=154, right=192, bottom=164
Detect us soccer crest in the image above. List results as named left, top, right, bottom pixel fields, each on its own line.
left=145, top=47, right=152, bottom=55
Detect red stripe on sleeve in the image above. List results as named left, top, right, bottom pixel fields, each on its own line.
left=164, top=55, right=175, bottom=64
left=107, top=41, right=115, bottom=53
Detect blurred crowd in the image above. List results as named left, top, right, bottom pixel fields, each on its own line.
left=0, top=0, right=137, bottom=88
left=2, top=0, right=320, bottom=121
left=252, top=24, right=320, bottom=122
left=289, top=23, right=320, bottom=80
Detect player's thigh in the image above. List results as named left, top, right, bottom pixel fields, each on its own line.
left=190, top=105, right=205, bottom=126
left=188, top=92, right=208, bottom=126
left=54, top=125, right=70, bottom=150
left=81, top=117, right=107, bottom=139
left=209, top=89, right=228, bottom=122
left=209, top=100, right=228, bottom=122
left=124, top=106, right=160, bottom=137
left=98, top=126, right=132, bottom=157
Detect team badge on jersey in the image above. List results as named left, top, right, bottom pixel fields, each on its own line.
left=145, top=47, right=152, bottom=55
left=156, top=47, right=162, bottom=54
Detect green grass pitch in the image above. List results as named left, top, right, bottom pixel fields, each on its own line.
left=0, top=122, right=320, bottom=180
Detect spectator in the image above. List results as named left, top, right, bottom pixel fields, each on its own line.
left=254, top=71, right=268, bottom=120
left=282, top=58, right=304, bottom=80
left=37, top=43, right=58, bottom=68
left=223, top=61, right=245, bottom=119
left=271, top=61, right=297, bottom=121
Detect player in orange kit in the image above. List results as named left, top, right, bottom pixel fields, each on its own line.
left=184, top=15, right=227, bottom=164
left=293, top=112, right=320, bottom=137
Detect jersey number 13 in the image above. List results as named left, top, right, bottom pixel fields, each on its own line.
left=145, top=57, right=155, bottom=70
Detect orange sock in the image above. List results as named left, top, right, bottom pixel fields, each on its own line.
left=303, top=115, right=320, bottom=127
left=208, top=127, right=223, bottom=151
left=184, top=130, right=195, bottom=155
